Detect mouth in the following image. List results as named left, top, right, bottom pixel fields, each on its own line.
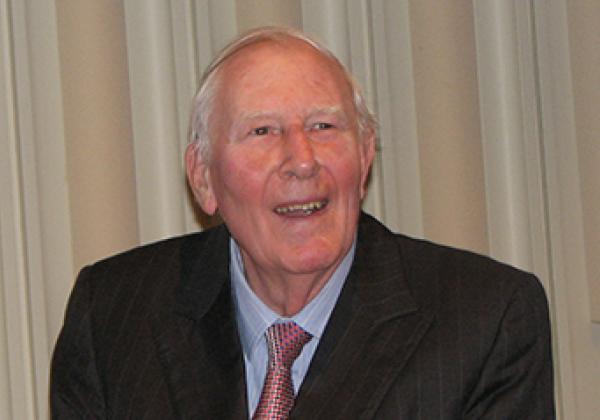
left=274, top=200, right=328, bottom=216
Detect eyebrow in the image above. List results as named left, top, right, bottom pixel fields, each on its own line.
left=236, top=111, right=280, bottom=121
left=306, top=106, right=343, bottom=119
left=237, top=106, right=344, bottom=121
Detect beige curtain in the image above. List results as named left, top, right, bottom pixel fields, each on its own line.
left=1, top=1, right=598, bottom=418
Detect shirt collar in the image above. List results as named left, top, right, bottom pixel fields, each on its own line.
left=231, top=237, right=355, bottom=358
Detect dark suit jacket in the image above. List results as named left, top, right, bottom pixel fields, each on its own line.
left=51, top=213, right=554, bottom=419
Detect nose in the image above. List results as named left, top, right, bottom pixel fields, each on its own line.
left=279, top=127, right=319, bottom=179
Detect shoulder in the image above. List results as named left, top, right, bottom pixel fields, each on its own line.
left=87, top=224, right=226, bottom=274
left=357, top=214, right=552, bottom=388
left=71, top=224, right=230, bottom=310
left=358, top=212, right=547, bottom=309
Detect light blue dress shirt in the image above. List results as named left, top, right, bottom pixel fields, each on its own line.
left=230, top=238, right=355, bottom=417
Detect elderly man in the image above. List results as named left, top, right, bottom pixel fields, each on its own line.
left=51, top=27, right=554, bottom=419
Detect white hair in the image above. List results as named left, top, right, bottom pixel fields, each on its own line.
left=188, top=26, right=376, bottom=162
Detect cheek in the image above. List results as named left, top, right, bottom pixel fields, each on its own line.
left=324, top=147, right=364, bottom=194
left=212, top=154, right=267, bottom=207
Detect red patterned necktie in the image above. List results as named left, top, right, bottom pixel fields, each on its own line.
left=252, top=321, right=312, bottom=420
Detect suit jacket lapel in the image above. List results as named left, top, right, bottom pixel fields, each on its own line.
left=149, top=226, right=248, bottom=419
left=292, top=214, right=435, bottom=419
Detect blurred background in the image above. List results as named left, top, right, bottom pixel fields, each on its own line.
left=1, top=1, right=598, bottom=418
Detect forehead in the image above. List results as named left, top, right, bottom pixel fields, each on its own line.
left=216, top=39, right=353, bottom=111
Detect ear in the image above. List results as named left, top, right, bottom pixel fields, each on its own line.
left=359, top=130, right=376, bottom=199
left=185, top=143, right=218, bottom=215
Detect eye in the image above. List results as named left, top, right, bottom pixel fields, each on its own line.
left=248, top=126, right=282, bottom=137
left=311, top=122, right=334, bottom=131
left=251, top=126, right=270, bottom=136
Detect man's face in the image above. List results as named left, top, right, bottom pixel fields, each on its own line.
left=187, top=40, right=375, bottom=283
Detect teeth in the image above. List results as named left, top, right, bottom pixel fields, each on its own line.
left=275, top=200, right=326, bottom=215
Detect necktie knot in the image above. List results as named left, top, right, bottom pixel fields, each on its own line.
left=253, top=321, right=312, bottom=419
left=266, top=322, right=312, bottom=368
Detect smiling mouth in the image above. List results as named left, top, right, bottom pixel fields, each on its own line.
left=274, top=200, right=328, bottom=216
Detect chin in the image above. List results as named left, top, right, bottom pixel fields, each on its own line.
left=286, top=242, right=347, bottom=275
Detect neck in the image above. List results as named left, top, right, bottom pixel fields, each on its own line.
left=241, top=254, right=336, bottom=317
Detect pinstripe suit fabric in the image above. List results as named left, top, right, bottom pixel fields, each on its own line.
left=51, top=212, right=554, bottom=419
